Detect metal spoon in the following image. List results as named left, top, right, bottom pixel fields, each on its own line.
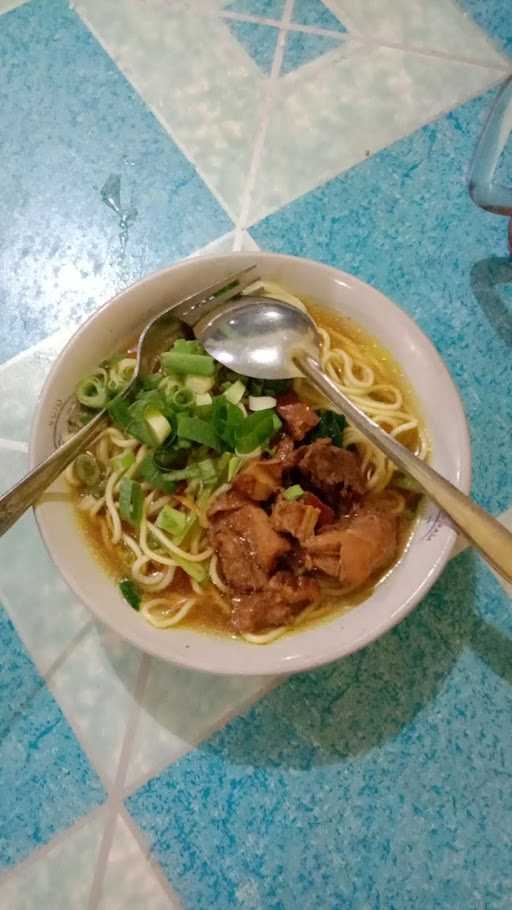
left=195, top=296, right=512, bottom=584
left=0, top=267, right=259, bottom=538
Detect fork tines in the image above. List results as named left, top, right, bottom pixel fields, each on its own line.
left=174, top=265, right=261, bottom=326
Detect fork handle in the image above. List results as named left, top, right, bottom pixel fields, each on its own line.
left=0, top=411, right=108, bottom=537
left=297, top=352, right=512, bottom=584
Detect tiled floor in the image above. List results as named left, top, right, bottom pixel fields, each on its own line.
left=0, top=1, right=511, bottom=907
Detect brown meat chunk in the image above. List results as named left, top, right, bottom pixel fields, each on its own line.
left=233, top=458, right=284, bottom=502
left=297, top=439, right=365, bottom=497
left=211, top=504, right=290, bottom=593
left=233, top=436, right=299, bottom=502
left=274, top=435, right=299, bottom=468
left=232, top=571, right=320, bottom=633
left=277, top=399, right=319, bottom=441
left=271, top=494, right=320, bottom=543
left=304, top=510, right=398, bottom=589
left=207, top=488, right=250, bottom=519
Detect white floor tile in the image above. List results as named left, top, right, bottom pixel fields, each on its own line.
left=48, top=624, right=143, bottom=785
left=247, top=47, right=504, bottom=224
left=0, top=811, right=105, bottom=910
left=75, top=0, right=268, bottom=221
left=332, top=0, right=508, bottom=63
left=0, top=449, right=90, bottom=675
left=99, top=814, right=179, bottom=909
left=126, top=657, right=273, bottom=787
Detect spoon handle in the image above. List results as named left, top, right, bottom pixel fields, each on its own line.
left=296, top=352, right=512, bottom=584
left=0, top=411, right=108, bottom=538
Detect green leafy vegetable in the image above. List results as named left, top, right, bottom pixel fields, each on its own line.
left=211, top=396, right=244, bottom=449
left=119, top=579, right=141, bottom=610
left=235, top=409, right=275, bottom=454
left=177, top=414, right=221, bottom=451
left=248, top=377, right=292, bottom=398
left=119, top=478, right=144, bottom=528
left=306, top=409, right=347, bottom=447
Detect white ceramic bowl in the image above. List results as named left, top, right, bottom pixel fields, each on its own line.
left=30, top=253, right=471, bottom=675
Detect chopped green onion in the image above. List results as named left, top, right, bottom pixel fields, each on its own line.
left=173, top=339, right=204, bottom=354
left=112, top=449, right=136, bottom=475
left=177, top=414, right=220, bottom=451
left=283, top=484, right=304, bottom=501
left=136, top=455, right=177, bottom=493
left=170, top=387, right=195, bottom=412
left=223, top=379, right=246, bottom=405
left=74, top=453, right=101, bottom=487
left=235, top=409, right=275, bottom=455
left=184, top=374, right=214, bottom=394
left=248, top=377, right=292, bottom=397
left=162, top=464, right=201, bottom=481
left=393, top=473, right=421, bottom=493
left=153, top=442, right=187, bottom=471
left=143, top=405, right=173, bottom=447
left=197, top=458, right=217, bottom=482
left=248, top=395, right=277, bottom=411
left=119, top=478, right=144, bottom=528
left=119, top=579, right=140, bottom=611
left=161, top=351, right=215, bottom=377
left=195, top=392, right=212, bottom=407
left=170, top=552, right=207, bottom=584
left=156, top=505, right=188, bottom=539
left=227, top=455, right=242, bottom=481
left=140, top=373, right=162, bottom=391
left=76, top=375, right=108, bottom=410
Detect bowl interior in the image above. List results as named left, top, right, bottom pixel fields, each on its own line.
left=30, top=253, right=471, bottom=675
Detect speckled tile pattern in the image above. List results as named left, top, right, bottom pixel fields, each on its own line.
left=1, top=0, right=512, bottom=904
left=127, top=552, right=512, bottom=910
left=252, top=87, right=512, bottom=513
left=462, top=0, right=512, bottom=55
left=0, top=604, right=105, bottom=870
left=0, top=0, right=231, bottom=362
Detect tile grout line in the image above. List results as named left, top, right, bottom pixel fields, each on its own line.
left=117, top=805, right=184, bottom=909
left=87, top=653, right=151, bottom=910
left=236, top=0, right=295, bottom=236
left=245, top=67, right=507, bottom=227
left=73, top=8, right=239, bottom=228
left=217, top=10, right=511, bottom=72
left=123, top=674, right=280, bottom=798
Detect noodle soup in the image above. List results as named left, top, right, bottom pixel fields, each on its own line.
left=66, top=283, right=427, bottom=644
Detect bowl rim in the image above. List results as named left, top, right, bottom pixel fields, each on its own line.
left=30, top=251, right=472, bottom=675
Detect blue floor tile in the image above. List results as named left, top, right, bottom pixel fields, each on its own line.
left=127, top=552, right=512, bottom=910
left=292, top=0, right=347, bottom=32
left=225, top=0, right=284, bottom=18
left=227, top=20, right=279, bottom=73
left=0, top=605, right=105, bottom=870
left=281, top=29, right=342, bottom=74
left=461, top=0, right=512, bottom=55
left=0, top=0, right=231, bottom=363
left=251, top=87, right=512, bottom=513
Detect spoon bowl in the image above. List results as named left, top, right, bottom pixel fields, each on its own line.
left=195, top=295, right=320, bottom=380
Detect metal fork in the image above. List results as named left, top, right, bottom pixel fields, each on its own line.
left=0, top=266, right=259, bottom=537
